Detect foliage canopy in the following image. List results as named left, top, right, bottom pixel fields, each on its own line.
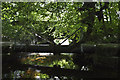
left=2, top=2, right=120, bottom=46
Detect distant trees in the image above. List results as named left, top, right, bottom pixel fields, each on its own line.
left=2, top=2, right=120, bottom=46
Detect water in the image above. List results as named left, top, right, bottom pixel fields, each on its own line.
left=3, top=52, right=118, bottom=79
left=2, top=52, right=80, bottom=79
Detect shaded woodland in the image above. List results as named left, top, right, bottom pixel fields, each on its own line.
left=2, top=1, right=120, bottom=79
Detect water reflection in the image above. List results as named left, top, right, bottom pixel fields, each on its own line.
left=29, top=53, right=54, bottom=56
left=21, top=53, right=76, bottom=69
left=2, top=52, right=93, bottom=79
left=3, top=53, right=74, bottom=79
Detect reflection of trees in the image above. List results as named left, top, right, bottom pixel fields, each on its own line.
left=73, top=54, right=94, bottom=71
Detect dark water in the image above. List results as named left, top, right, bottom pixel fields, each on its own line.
left=2, top=52, right=91, bottom=79
left=2, top=52, right=119, bottom=79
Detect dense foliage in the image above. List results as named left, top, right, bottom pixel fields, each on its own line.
left=2, top=2, right=120, bottom=45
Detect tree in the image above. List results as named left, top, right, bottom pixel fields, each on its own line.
left=2, top=2, right=120, bottom=46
